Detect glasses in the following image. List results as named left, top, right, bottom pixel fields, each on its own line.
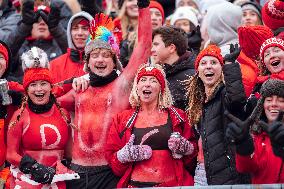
left=90, top=50, right=113, bottom=59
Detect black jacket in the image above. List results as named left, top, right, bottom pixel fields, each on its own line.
left=164, top=51, right=195, bottom=111
left=197, top=63, right=249, bottom=185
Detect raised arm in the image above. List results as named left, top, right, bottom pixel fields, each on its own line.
left=223, top=44, right=246, bottom=113
left=118, top=0, right=152, bottom=84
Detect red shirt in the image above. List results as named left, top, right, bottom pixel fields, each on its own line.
left=105, top=107, right=198, bottom=188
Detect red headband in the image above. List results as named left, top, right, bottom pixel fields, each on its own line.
left=137, top=66, right=165, bottom=92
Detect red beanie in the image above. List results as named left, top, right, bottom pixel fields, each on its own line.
left=21, top=47, right=53, bottom=90
left=260, top=37, right=284, bottom=65
left=262, top=0, right=284, bottom=30
left=137, top=66, right=166, bottom=93
left=149, top=1, right=165, bottom=23
left=238, top=25, right=274, bottom=60
left=23, top=68, right=53, bottom=89
left=0, top=43, right=9, bottom=66
left=195, top=45, right=224, bottom=70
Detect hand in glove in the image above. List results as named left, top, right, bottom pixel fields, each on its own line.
left=117, top=134, right=152, bottom=163
left=39, top=1, right=61, bottom=30
left=259, top=112, right=284, bottom=158
left=168, top=134, right=194, bottom=159
left=225, top=111, right=255, bottom=156
left=137, top=0, right=150, bottom=9
left=20, top=155, right=55, bottom=184
left=22, top=0, right=40, bottom=26
left=8, top=90, right=23, bottom=106
left=223, top=44, right=241, bottom=63
left=188, top=25, right=202, bottom=53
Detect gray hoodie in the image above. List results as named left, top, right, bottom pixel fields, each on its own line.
left=66, top=11, right=93, bottom=49
left=205, top=2, right=242, bottom=55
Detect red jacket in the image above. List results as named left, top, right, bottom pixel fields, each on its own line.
left=105, top=107, right=198, bottom=188
left=50, top=49, right=86, bottom=93
left=236, top=133, right=284, bottom=184
left=237, top=51, right=259, bottom=97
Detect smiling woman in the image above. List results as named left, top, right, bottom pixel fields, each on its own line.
left=106, top=63, right=198, bottom=188
left=187, top=44, right=249, bottom=185
left=6, top=47, right=78, bottom=188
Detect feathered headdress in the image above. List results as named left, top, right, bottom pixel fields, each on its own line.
left=85, top=13, right=121, bottom=56
left=21, top=47, right=52, bottom=89
left=84, top=13, right=123, bottom=73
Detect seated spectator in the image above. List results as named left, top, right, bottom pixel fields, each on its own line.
left=6, top=0, right=68, bottom=82
left=6, top=47, right=78, bottom=188
left=106, top=63, right=198, bottom=188
left=240, top=1, right=262, bottom=26
left=0, top=0, right=21, bottom=42
left=226, top=79, right=284, bottom=184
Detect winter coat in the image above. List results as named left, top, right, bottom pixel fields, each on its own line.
left=164, top=51, right=195, bottom=111
left=198, top=63, right=248, bottom=185
left=105, top=107, right=198, bottom=188
left=236, top=132, right=284, bottom=184
left=6, top=20, right=68, bottom=82
left=0, top=1, right=20, bottom=42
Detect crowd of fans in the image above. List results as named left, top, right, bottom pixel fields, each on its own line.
left=0, top=0, right=283, bottom=188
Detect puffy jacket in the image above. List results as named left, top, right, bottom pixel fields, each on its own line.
left=105, top=107, right=198, bottom=188
left=164, top=51, right=196, bottom=111
left=198, top=63, right=249, bottom=185
left=236, top=132, right=284, bottom=184
left=0, top=0, right=21, bottom=42
left=6, top=22, right=68, bottom=82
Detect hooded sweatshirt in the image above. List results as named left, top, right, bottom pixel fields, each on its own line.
left=50, top=11, right=93, bottom=94
left=205, top=2, right=242, bottom=55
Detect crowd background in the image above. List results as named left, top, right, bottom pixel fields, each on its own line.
left=0, top=0, right=283, bottom=188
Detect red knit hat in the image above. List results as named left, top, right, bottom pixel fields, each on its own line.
left=137, top=66, right=166, bottom=93
left=262, top=0, right=284, bottom=30
left=260, top=37, right=284, bottom=64
left=21, top=47, right=53, bottom=89
left=0, top=43, right=9, bottom=66
left=23, top=68, right=53, bottom=89
left=195, top=45, right=224, bottom=70
left=238, top=25, right=274, bottom=60
left=149, top=1, right=165, bottom=23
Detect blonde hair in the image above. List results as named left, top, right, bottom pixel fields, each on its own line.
left=117, top=0, right=138, bottom=40
left=129, top=63, right=173, bottom=109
